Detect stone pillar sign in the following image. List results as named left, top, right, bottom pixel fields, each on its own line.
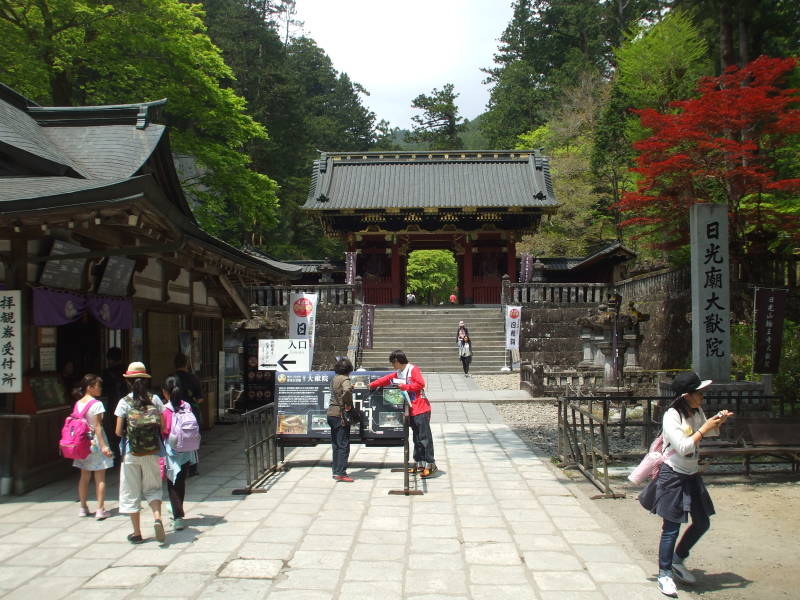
left=690, top=203, right=731, bottom=381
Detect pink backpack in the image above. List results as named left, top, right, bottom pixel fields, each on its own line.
left=59, top=399, right=97, bottom=460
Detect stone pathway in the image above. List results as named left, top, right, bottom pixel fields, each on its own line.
left=0, top=387, right=666, bottom=599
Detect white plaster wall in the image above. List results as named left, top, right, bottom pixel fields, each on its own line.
left=193, top=280, right=208, bottom=305
left=168, top=268, right=191, bottom=305
left=133, top=258, right=162, bottom=301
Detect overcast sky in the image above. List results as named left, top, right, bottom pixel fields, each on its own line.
left=293, top=0, right=514, bottom=130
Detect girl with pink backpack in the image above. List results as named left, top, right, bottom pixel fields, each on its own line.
left=70, top=374, right=114, bottom=519
left=160, top=375, right=200, bottom=531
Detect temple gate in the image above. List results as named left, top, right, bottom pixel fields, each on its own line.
left=303, top=150, right=558, bottom=304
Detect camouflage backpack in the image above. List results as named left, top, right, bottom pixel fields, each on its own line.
left=126, top=397, right=161, bottom=455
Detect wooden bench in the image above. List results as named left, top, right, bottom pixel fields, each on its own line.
left=700, top=418, right=800, bottom=475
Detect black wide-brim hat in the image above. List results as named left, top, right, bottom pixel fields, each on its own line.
left=669, top=371, right=712, bottom=407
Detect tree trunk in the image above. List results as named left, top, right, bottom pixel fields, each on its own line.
left=719, top=2, right=736, bottom=70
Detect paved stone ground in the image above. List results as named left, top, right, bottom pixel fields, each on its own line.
left=0, top=381, right=665, bottom=599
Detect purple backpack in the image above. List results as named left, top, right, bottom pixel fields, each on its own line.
left=59, top=399, right=97, bottom=460
left=167, top=401, right=201, bottom=452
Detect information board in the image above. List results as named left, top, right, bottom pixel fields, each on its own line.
left=39, top=240, right=88, bottom=290
left=97, top=256, right=135, bottom=296
left=274, top=370, right=405, bottom=442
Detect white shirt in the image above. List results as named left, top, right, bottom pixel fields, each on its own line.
left=75, top=397, right=105, bottom=423
left=662, top=407, right=718, bottom=474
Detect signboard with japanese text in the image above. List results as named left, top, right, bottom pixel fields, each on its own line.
left=258, top=338, right=311, bottom=372
left=360, top=304, right=375, bottom=349
left=753, top=288, right=787, bottom=374
left=0, top=290, right=22, bottom=393
left=289, top=292, right=317, bottom=366
left=690, top=204, right=731, bottom=381
left=505, top=305, right=522, bottom=350
left=275, top=370, right=403, bottom=442
left=345, top=252, right=357, bottom=285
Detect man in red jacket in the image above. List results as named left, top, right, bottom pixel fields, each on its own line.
left=369, top=350, right=438, bottom=478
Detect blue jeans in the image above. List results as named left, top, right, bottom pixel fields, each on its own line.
left=658, top=484, right=711, bottom=571
left=327, top=416, right=350, bottom=476
left=410, top=412, right=435, bottom=465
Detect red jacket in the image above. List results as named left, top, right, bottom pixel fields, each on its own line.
left=369, top=363, right=431, bottom=416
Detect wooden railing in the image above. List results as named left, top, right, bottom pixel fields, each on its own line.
left=247, top=281, right=363, bottom=306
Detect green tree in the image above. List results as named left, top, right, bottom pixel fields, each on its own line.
left=406, top=84, right=466, bottom=150
left=0, top=0, right=278, bottom=245
left=614, top=9, right=711, bottom=112
left=516, top=74, right=617, bottom=257
left=406, top=250, right=457, bottom=305
left=481, top=0, right=664, bottom=147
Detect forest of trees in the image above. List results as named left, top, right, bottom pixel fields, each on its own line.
left=1, top=0, right=798, bottom=267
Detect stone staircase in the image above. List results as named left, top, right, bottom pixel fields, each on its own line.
left=359, top=306, right=508, bottom=373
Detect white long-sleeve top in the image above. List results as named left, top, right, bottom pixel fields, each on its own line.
left=662, top=407, right=718, bottom=475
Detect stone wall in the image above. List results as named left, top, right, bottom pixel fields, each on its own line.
left=519, top=305, right=589, bottom=367
left=312, top=305, right=357, bottom=370
left=632, top=294, right=691, bottom=370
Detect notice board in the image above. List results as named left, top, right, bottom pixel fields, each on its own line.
left=274, top=371, right=405, bottom=442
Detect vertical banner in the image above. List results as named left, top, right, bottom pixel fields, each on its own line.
left=690, top=204, right=731, bottom=381
left=360, top=304, right=375, bottom=349
left=0, top=290, right=22, bottom=393
left=519, top=253, right=533, bottom=283
left=289, top=292, right=318, bottom=366
left=345, top=251, right=357, bottom=285
left=505, top=305, right=522, bottom=350
left=753, top=288, right=787, bottom=374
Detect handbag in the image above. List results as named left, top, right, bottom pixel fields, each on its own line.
left=340, top=405, right=360, bottom=427
left=628, top=432, right=675, bottom=485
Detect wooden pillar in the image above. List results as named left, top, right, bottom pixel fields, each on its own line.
left=390, top=242, right=401, bottom=305
left=506, top=240, right=517, bottom=282
left=464, top=240, right=474, bottom=305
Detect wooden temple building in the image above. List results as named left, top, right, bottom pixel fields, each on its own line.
left=304, top=151, right=559, bottom=304
left=0, top=83, right=301, bottom=493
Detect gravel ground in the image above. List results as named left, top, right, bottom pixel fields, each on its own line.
left=474, top=373, right=647, bottom=459
left=476, top=373, right=790, bottom=472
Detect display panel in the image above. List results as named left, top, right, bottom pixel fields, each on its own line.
left=274, top=370, right=405, bottom=441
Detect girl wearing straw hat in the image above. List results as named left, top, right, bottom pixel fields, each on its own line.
left=114, top=362, right=167, bottom=544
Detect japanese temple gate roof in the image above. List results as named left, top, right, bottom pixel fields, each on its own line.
left=305, top=150, right=558, bottom=211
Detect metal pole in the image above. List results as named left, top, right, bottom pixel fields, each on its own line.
left=389, top=398, right=423, bottom=495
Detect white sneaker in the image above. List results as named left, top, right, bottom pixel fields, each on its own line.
left=658, top=574, right=678, bottom=597
left=672, top=557, right=696, bottom=584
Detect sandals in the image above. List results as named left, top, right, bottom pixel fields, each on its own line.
left=154, top=519, right=166, bottom=543
left=127, top=533, right=144, bottom=544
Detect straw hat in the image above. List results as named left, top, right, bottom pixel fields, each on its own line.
left=123, top=361, right=151, bottom=378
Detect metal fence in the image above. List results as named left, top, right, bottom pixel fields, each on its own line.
left=237, top=402, right=280, bottom=493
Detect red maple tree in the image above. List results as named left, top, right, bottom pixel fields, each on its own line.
left=618, top=56, right=800, bottom=261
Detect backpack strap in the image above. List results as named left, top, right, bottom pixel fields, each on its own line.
left=74, top=398, right=97, bottom=420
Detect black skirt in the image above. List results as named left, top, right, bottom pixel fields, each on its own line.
left=639, top=463, right=715, bottom=523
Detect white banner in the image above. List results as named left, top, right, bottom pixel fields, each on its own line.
left=289, top=292, right=317, bottom=365
left=0, top=290, right=22, bottom=393
left=505, top=305, right=522, bottom=350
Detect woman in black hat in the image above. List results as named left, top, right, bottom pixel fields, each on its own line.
left=640, top=371, right=733, bottom=597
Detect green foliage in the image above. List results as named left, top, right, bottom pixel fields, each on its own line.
left=481, top=0, right=664, bottom=148
left=515, top=74, right=617, bottom=257
left=0, top=0, right=277, bottom=246
left=405, top=250, right=457, bottom=305
left=406, top=84, right=466, bottom=150
left=614, top=10, right=711, bottom=111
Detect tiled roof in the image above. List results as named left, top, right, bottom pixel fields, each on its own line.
left=305, top=151, right=558, bottom=211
